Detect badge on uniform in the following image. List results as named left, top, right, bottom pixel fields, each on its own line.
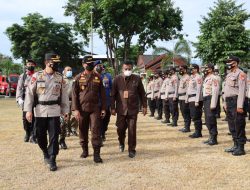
left=123, top=90, right=129, bottom=99
left=81, top=85, right=85, bottom=90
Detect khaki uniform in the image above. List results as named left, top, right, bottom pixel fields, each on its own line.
left=161, top=77, right=170, bottom=122
left=224, top=68, right=247, bottom=144
left=147, top=80, right=156, bottom=116
left=202, top=74, right=220, bottom=137
left=24, top=70, right=69, bottom=157
left=153, top=77, right=163, bottom=119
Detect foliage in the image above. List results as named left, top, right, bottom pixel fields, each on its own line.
left=0, top=53, right=23, bottom=75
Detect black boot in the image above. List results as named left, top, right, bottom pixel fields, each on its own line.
left=203, top=136, right=211, bottom=144
left=119, top=144, right=125, bottom=152
left=225, top=141, right=237, bottom=153
left=155, top=116, right=162, bottom=120
left=93, top=147, right=103, bottom=163
left=43, top=151, right=50, bottom=165
left=232, top=144, right=245, bottom=156
left=208, top=135, right=218, bottom=145
left=189, top=131, right=202, bottom=138
left=49, top=155, right=57, bottom=171
left=161, top=120, right=167, bottom=123
left=80, top=146, right=89, bottom=158
left=59, top=138, right=67, bottom=149
left=128, top=150, right=136, bottom=158
left=24, top=131, right=30, bottom=142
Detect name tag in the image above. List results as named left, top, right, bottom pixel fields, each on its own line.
left=123, top=91, right=128, bottom=99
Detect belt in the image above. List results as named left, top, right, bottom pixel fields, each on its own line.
left=225, top=96, right=237, bottom=102
left=188, top=94, right=196, bottom=98
left=160, top=92, right=165, bottom=95
left=154, top=90, right=159, bottom=93
left=146, top=92, right=152, bottom=95
left=203, top=96, right=212, bottom=101
left=38, top=100, right=60, bottom=105
left=178, top=93, right=186, bottom=96
left=168, top=92, right=175, bottom=95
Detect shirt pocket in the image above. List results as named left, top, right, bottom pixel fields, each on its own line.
left=228, top=76, right=237, bottom=87
left=52, top=83, right=61, bottom=96
left=36, top=81, right=46, bottom=95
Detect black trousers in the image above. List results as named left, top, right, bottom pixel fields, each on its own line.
left=203, top=96, right=218, bottom=136
left=248, top=98, right=250, bottom=119
left=169, top=98, right=179, bottom=125
left=226, top=96, right=246, bottom=144
left=215, top=95, right=221, bottom=117
left=163, top=99, right=170, bottom=121
left=189, top=101, right=203, bottom=133
left=156, top=98, right=163, bottom=118
left=179, top=100, right=191, bottom=129
left=100, top=108, right=111, bottom=137
left=35, top=117, right=60, bottom=156
left=22, top=111, right=35, bottom=138
left=148, top=98, right=156, bottom=116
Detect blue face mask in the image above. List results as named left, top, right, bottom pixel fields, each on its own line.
left=66, top=71, right=72, bottom=78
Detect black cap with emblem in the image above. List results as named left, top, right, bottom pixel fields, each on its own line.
left=45, top=53, right=61, bottom=63
left=224, top=55, right=240, bottom=63
left=82, top=55, right=94, bottom=64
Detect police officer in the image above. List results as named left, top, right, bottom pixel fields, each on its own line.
left=59, top=66, right=77, bottom=150
left=202, top=64, right=220, bottom=145
left=214, top=69, right=222, bottom=118
left=166, top=66, right=179, bottom=127
left=247, top=79, right=250, bottom=120
left=24, top=53, right=69, bottom=171
left=16, top=59, right=37, bottom=143
left=224, top=56, right=247, bottom=156
left=153, top=71, right=163, bottom=120
left=186, top=64, right=203, bottom=138
left=146, top=75, right=156, bottom=117
left=72, top=55, right=106, bottom=163
left=94, top=61, right=112, bottom=142
left=178, top=65, right=191, bottom=133
left=160, top=70, right=171, bottom=124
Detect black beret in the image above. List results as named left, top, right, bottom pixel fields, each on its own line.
left=45, top=53, right=61, bottom=62
left=82, top=55, right=94, bottom=64
left=169, top=66, right=176, bottom=72
left=225, top=55, right=240, bottom=63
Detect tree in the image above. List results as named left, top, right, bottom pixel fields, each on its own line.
left=0, top=53, right=23, bottom=75
left=194, top=0, right=250, bottom=72
left=5, top=13, right=83, bottom=68
left=64, top=0, right=183, bottom=75
left=152, top=38, right=192, bottom=69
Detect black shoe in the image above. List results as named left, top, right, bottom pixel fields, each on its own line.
left=24, top=134, right=30, bottom=142
left=161, top=120, right=167, bottom=123
left=80, top=147, right=89, bottom=158
left=155, top=116, right=162, bottom=120
left=189, top=132, right=202, bottom=138
left=172, top=123, right=178, bottom=127
left=59, top=139, right=68, bottom=149
left=128, top=150, right=136, bottom=158
left=49, top=156, right=57, bottom=171
left=149, top=114, right=154, bottom=117
left=93, top=148, right=103, bottom=163
left=225, top=142, right=237, bottom=153
left=232, top=144, right=245, bottom=156
left=43, top=152, right=50, bottom=165
left=208, top=136, right=218, bottom=146
left=181, top=128, right=191, bottom=133
left=119, top=144, right=125, bottom=152
left=227, top=132, right=231, bottom=135
left=203, top=138, right=211, bottom=144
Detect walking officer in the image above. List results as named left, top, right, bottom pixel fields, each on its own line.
left=185, top=64, right=203, bottom=138
left=178, top=65, right=191, bottom=133
left=16, top=59, right=37, bottom=143
left=72, top=55, right=106, bottom=163
left=153, top=71, right=163, bottom=120
left=166, top=66, right=179, bottom=127
left=24, top=53, right=69, bottom=171
left=224, top=56, right=247, bottom=156
left=202, top=64, right=220, bottom=145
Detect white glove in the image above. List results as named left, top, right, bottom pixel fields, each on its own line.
left=195, top=102, right=199, bottom=107
left=18, top=98, right=24, bottom=107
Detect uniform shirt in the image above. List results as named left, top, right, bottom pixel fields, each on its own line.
left=186, top=73, right=203, bottom=103
left=101, top=72, right=112, bottom=108
left=167, top=74, right=179, bottom=99
left=16, top=72, right=33, bottom=104
left=224, top=68, right=247, bottom=108
left=72, top=71, right=106, bottom=112
left=24, top=70, right=69, bottom=117
left=146, top=80, right=154, bottom=99
left=111, top=74, right=147, bottom=116
left=63, top=76, right=74, bottom=100
left=160, top=78, right=169, bottom=99
left=247, top=78, right=250, bottom=98
left=202, top=74, right=220, bottom=108
left=178, top=74, right=190, bottom=101
left=153, top=77, right=163, bottom=98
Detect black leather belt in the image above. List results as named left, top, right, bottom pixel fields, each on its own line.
left=225, top=96, right=237, bottom=102
left=38, top=100, right=60, bottom=105
left=203, top=96, right=212, bottom=101
left=188, top=94, right=196, bottom=98
left=154, top=90, right=159, bottom=93
left=168, top=92, right=175, bottom=95
left=160, top=92, right=165, bottom=95
left=178, top=93, right=186, bottom=96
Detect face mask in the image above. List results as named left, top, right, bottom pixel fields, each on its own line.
left=179, top=70, right=184, bottom=75
left=66, top=71, right=72, bottom=78
left=86, top=63, right=94, bottom=71
left=124, top=70, right=132, bottom=77
left=226, top=63, right=235, bottom=70
left=27, top=66, right=35, bottom=71
left=203, top=70, right=208, bottom=76
left=49, top=63, right=59, bottom=71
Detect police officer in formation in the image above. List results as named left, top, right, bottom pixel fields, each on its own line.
left=223, top=56, right=247, bottom=156
left=16, top=59, right=37, bottom=143
left=147, top=74, right=156, bottom=117
left=202, top=64, right=220, bottom=145
left=153, top=71, right=163, bottom=120
left=24, top=53, right=69, bottom=171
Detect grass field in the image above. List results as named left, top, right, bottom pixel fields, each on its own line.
left=0, top=99, right=249, bottom=190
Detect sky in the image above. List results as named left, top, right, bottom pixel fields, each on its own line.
left=0, top=0, right=249, bottom=63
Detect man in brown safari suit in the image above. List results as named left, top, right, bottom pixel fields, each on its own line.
left=111, top=60, right=147, bottom=158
